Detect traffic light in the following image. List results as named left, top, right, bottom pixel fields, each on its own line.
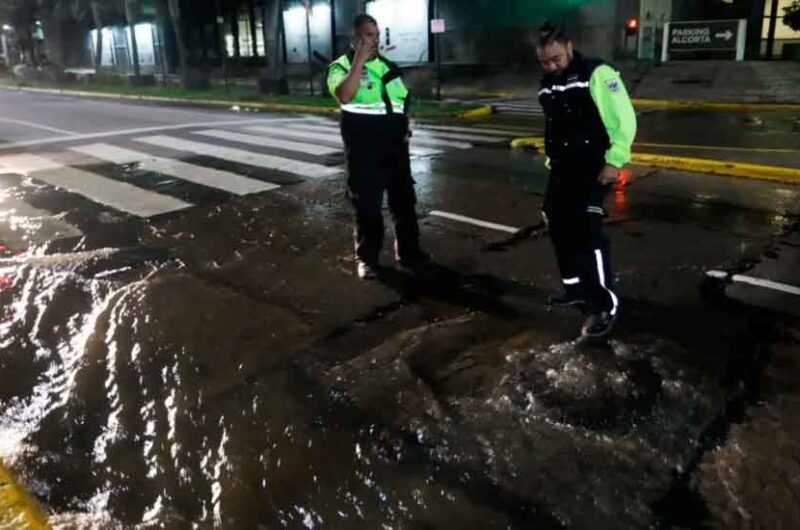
left=625, top=18, right=638, bottom=36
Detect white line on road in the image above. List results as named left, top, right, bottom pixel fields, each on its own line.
left=411, top=129, right=509, bottom=143
left=243, top=124, right=343, bottom=143
left=244, top=125, right=446, bottom=156
left=415, top=125, right=529, bottom=136
left=429, top=210, right=519, bottom=234
left=285, top=123, right=468, bottom=151
left=71, top=143, right=279, bottom=196
left=0, top=118, right=305, bottom=151
left=0, top=154, right=191, bottom=217
left=706, top=270, right=800, bottom=296
left=136, top=135, right=341, bottom=178
left=0, top=117, right=80, bottom=136
left=193, top=129, right=340, bottom=156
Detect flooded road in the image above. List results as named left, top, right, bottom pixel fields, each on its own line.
left=1, top=94, right=799, bottom=529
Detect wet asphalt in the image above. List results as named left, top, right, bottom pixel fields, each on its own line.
left=0, top=89, right=799, bottom=529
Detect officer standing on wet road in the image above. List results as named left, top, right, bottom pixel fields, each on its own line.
left=536, top=22, right=637, bottom=337
left=327, top=14, right=429, bottom=280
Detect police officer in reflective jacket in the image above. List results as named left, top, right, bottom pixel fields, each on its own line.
left=536, top=22, right=637, bottom=337
left=327, top=14, right=428, bottom=280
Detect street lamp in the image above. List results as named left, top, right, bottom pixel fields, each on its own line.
left=2, top=25, right=12, bottom=32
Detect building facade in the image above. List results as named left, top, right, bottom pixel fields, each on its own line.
left=12, top=0, right=797, bottom=79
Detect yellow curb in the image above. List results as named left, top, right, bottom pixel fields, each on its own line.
left=460, top=104, right=494, bottom=119
left=510, top=136, right=800, bottom=184
left=632, top=98, right=800, bottom=112
left=631, top=153, right=800, bottom=184
left=510, top=137, right=544, bottom=150
left=634, top=141, right=800, bottom=154
left=0, top=460, right=50, bottom=530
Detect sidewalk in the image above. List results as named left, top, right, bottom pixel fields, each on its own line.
left=633, top=60, right=800, bottom=105
left=439, top=60, right=800, bottom=109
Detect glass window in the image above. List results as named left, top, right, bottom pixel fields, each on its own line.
left=238, top=15, right=253, bottom=56
left=255, top=16, right=265, bottom=56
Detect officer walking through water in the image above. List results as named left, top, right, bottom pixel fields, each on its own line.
left=536, top=22, right=637, bottom=337
left=327, top=14, right=429, bottom=280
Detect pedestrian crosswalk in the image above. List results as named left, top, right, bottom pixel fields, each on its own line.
left=476, top=98, right=544, bottom=117
left=0, top=117, right=527, bottom=247
left=71, top=143, right=280, bottom=196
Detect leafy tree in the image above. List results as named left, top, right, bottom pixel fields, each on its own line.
left=784, top=0, right=800, bottom=32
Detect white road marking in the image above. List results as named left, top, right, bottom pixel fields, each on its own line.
left=429, top=210, right=519, bottom=234
left=71, top=143, right=279, bottom=196
left=706, top=270, right=800, bottom=296
left=244, top=125, right=446, bottom=156
left=283, top=123, right=466, bottom=151
left=135, top=135, right=341, bottom=178
left=193, top=129, right=340, bottom=156
left=0, top=154, right=191, bottom=217
left=414, top=125, right=528, bottom=136
left=285, top=122, right=480, bottom=149
left=411, top=129, right=508, bottom=143
left=0, top=117, right=79, bottom=136
left=0, top=118, right=307, bottom=151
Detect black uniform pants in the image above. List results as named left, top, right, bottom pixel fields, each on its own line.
left=340, top=111, right=421, bottom=265
left=543, top=161, right=619, bottom=316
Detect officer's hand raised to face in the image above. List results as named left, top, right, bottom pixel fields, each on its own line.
left=354, top=38, right=377, bottom=65
left=598, top=164, right=619, bottom=185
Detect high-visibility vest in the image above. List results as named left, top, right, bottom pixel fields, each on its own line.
left=327, top=52, right=409, bottom=115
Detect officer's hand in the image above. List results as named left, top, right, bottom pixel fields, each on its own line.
left=598, top=164, right=619, bottom=185
left=354, top=38, right=377, bottom=64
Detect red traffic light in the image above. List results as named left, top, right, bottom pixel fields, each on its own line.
left=625, top=18, right=638, bottom=35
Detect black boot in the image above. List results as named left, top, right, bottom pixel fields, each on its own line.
left=548, top=288, right=586, bottom=308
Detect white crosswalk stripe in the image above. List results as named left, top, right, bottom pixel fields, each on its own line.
left=282, top=121, right=510, bottom=146
left=193, top=129, right=341, bottom=156
left=135, top=135, right=342, bottom=178
left=71, top=143, right=280, bottom=196
left=414, top=125, right=529, bottom=137
left=244, top=124, right=448, bottom=155
left=0, top=153, right=191, bottom=217
left=282, top=122, right=479, bottom=149
left=411, top=129, right=507, bottom=143
left=284, top=124, right=490, bottom=147
left=2, top=120, right=529, bottom=246
left=474, top=98, right=544, bottom=117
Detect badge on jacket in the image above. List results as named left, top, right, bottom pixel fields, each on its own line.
left=360, top=68, right=373, bottom=90
left=606, top=79, right=621, bottom=93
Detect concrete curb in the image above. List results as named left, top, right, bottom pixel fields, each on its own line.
left=0, top=460, right=50, bottom=530
left=632, top=98, right=800, bottom=112
left=0, top=85, right=342, bottom=115
left=510, top=137, right=800, bottom=184
left=1, top=85, right=483, bottom=119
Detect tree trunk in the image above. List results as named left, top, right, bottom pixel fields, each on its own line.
left=91, top=1, right=103, bottom=71
left=166, top=0, right=191, bottom=87
left=125, top=0, right=141, bottom=77
left=264, top=0, right=285, bottom=81
left=154, top=0, right=171, bottom=85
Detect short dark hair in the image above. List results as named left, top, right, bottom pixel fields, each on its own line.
left=353, top=14, right=378, bottom=31
left=538, top=22, right=570, bottom=48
